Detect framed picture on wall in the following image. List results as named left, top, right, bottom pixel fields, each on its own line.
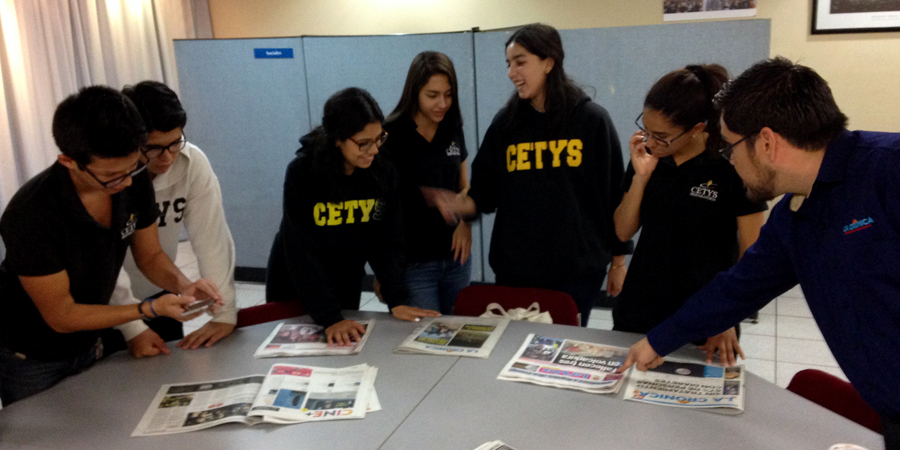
left=812, top=0, right=900, bottom=34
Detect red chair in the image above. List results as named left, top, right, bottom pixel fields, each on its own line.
left=453, top=285, right=581, bottom=326
left=786, top=369, right=882, bottom=434
left=236, top=301, right=306, bottom=328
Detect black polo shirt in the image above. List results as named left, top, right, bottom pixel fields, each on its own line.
left=0, top=162, right=158, bottom=361
left=613, top=152, right=767, bottom=334
left=382, top=117, right=468, bottom=263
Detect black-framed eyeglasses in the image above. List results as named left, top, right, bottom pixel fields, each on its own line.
left=718, top=135, right=753, bottom=161
left=141, top=134, right=187, bottom=159
left=349, top=131, right=388, bottom=154
left=78, top=160, right=148, bottom=188
left=634, top=112, right=690, bottom=148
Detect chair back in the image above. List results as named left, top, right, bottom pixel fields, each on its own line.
left=786, top=369, right=882, bottom=434
left=236, top=301, right=306, bottom=328
left=453, top=285, right=580, bottom=326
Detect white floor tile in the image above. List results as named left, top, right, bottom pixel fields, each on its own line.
left=360, top=299, right=389, bottom=313
left=781, top=285, right=805, bottom=299
left=741, top=313, right=775, bottom=337
left=235, top=287, right=266, bottom=308
left=777, top=316, right=825, bottom=341
left=743, top=358, right=776, bottom=384
left=235, top=282, right=266, bottom=291
left=776, top=361, right=848, bottom=389
left=776, top=337, right=839, bottom=367
left=777, top=297, right=813, bottom=318
left=736, top=334, right=775, bottom=360
left=590, top=308, right=613, bottom=321
left=587, top=319, right=613, bottom=331
left=758, top=299, right=777, bottom=315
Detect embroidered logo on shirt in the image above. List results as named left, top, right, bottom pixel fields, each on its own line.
left=843, top=217, right=874, bottom=235
left=121, top=213, right=138, bottom=239
left=446, top=141, right=461, bottom=156
left=689, top=180, right=719, bottom=202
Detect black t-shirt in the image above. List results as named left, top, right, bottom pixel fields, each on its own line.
left=0, top=162, right=158, bottom=360
left=383, top=117, right=468, bottom=263
left=612, top=153, right=768, bottom=334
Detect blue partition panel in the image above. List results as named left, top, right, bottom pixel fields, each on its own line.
left=174, top=38, right=310, bottom=268
left=474, top=20, right=770, bottom=282
left=302, top=32, right=483, bottom=281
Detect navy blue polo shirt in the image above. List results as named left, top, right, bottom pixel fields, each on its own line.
left=648, top=130, right=900, bottom=419
left=0, top=162, right=158, bottom=361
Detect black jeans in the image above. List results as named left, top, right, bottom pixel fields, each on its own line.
left=885, top=414, right=900, bottom=450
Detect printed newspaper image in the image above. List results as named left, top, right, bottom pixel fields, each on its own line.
left=473, top=441, right=519, bottom=450
left=623, top=359, right=745, bottom=414
left=394, top=316, right=510, bottom=358
left=132, top=363, right=378, bottom=436
left=254, top=320, right=374, bottom=357
left=498, top=334, right=628, bottom=394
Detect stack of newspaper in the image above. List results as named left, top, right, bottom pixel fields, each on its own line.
left=498, top=334, right=629, bottom=394
left=474, top=441, right=518, bottom=450
left=623, top=360, right=745, bottom=413
left=253, top=320, right=374, bottom=357
left=395, top=317, right=509, bottom=359
left=132, top=363, right=379, bottom=436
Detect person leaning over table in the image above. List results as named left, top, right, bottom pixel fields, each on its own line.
left=616, top=57, right=900, bottom=449
left=612, top=64, right=766, bottom=366
left=102, top=81, right=238, bottom=358
left=0, top=86, right=223, bottom=405
left=423, top=24, right=632, bottom=326
left=265, top=87, right=440, bottom=346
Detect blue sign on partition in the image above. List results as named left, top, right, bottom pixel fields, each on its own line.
left=254, top=48, right=294, bottom=59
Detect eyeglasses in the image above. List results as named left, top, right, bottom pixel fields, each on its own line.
left=718, top=135, right=753, bottom=161
left=349, top=131, right=388, bottom=154
left=141, top=134, right=187, bottom=159
left=634, top=113, right=690, bottom=148
left=78, top=160, right=148, bottom=188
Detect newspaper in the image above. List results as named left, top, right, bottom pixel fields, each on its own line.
left=132, top=363, right=378, bottom=436
left=623, top=359, right=745, bottom=414
left=254, top=320, right=374, bottom=357
left=497, top=334, right=628, bottom=394
left=394, top=316, right=510, bottom=359
left=474, top=441, right=519, bottom=450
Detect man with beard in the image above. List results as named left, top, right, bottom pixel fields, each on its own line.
left=617, top=57, right=900, bottom=447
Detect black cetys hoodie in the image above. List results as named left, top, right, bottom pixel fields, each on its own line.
left=469, top=95, right=631, bottom=285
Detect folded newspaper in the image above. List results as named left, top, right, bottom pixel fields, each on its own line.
left=474, top=441, right=519, bottom=450
left=498, top=334, right=628, bottom=394
left=395, top=317, right=510, bottom=358
left=132, top=363, right=378, bottom=436
left=623, top=359, right=745, bottom=414
left=254, top=320, right=374, bottom=358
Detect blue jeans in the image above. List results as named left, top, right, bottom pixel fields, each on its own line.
left=0, top=340, right=100, bottom=406
left=404, top=257, right=471, bottom=315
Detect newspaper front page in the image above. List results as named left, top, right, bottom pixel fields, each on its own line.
left=395, top=316, right=510, bottom=358
left=498, top=334, right=628, bottom=394
left=254, top=320, right=374, bottom=357
left=132, top=364, right=378, bottom=436
left=623, top=359, right=745, bottom=414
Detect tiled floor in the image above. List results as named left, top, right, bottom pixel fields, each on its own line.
left=176, top=241, right=846, bottom=389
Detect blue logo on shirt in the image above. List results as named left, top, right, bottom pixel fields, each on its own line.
left=843, top=217, right=874, bottom=235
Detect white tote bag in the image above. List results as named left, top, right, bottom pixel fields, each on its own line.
left=479, top=302, right=553, bottom=324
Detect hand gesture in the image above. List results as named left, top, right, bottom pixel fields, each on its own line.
left=698, top=327, right=746, bottom=366
left=451, top=221, right=472, bottom=264
left=325, top=320, right=367, bottom=346
left=617, top=337, right=665, bottom=373
left=127, top=329, right=170, bottom=358
left=177, top=321, right=236, bottom=350
left=630, top=131, right=659, bottom=178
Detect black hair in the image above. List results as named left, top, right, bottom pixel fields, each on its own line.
left=645, top=64, right=729, bottom=155
left=121, top=81, right=188, bottom=132
left=304, top=87, right=387, bottom=201
left=52, top=85, right=147, bottom=166
left=386, top=51, right=463, bottom=132
left=714, top=57, right=848, bottom=151
left=502, top=23, right=584, bottom=132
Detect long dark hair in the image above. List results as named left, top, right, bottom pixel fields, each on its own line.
left=644, top=64, right=729, bottom=155
left=303, top=87, right=387, bottom=201
left=386, top=51, right=462, bottom=133
left=502, top=24, right=584, bottom=132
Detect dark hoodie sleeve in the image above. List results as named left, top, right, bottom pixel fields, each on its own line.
left=278, top=157, right=346, bottom=328
left=367, top=162, right=407, bottom=311
left=594, top=107, right=634, bottom=256
left=468, top=112, right=504, bottom=214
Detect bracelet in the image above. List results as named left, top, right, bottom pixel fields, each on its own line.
left=148, top=299, right=159, bottom=319
left=138, top=300, right=152, bottom=321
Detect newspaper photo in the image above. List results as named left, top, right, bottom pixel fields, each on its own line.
left=474, top=441, right=519, bottom=450
left=395, top=316, right=510, bottom=359
left=623, top=359, right=745, bottom=414
left=498, top=334, right=628, bottom=394
left=254, top=320, right=374, bottom=357
left=132, top=363, right=378, bottom=436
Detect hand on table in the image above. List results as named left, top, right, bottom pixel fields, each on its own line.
left=391, top=305, right=441, bottom=322
left=326, top=320, right=367, bottom=346
left=617, top=337, right=665, bottom=373
left=699, top=327, right=745, bottom=366
left=127, top=329, right=170, bottom=358
left=177, top=321, right=236, bottom=350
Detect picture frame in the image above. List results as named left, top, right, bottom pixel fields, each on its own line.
left=812, top=0, right=900, bottom=34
